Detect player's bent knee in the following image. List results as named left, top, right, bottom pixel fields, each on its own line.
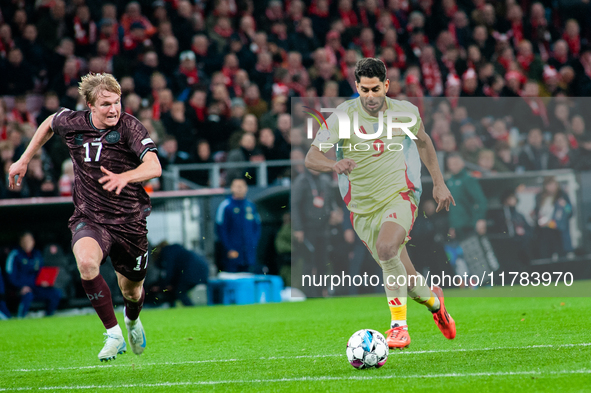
left=76, top=258, right=101, bottom=280
left=121, top=287, right=141, bottom=301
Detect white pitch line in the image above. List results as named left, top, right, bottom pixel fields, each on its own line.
left=4, top=343, right=590, bottom=374
left=1, top=369, right=590, bottom=391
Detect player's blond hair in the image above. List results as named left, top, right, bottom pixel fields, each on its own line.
left=78, top=73, right=121, bottom=106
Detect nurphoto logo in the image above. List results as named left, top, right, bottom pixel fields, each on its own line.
left=304, top=106, right=418, bottom=140
left=304, top=106, right=417, bottom=153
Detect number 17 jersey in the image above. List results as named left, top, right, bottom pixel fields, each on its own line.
left=51, top=108, right=158, bottom=224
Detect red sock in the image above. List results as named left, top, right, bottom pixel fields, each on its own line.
left=124, top=287, right=145, bottom=321
left=81, top=275, right=118, bottom=329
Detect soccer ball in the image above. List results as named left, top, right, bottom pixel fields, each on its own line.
left=346, top=329, right=388, bottom=369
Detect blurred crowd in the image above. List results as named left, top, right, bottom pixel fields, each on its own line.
left=2, top=0, right=591, bottom=199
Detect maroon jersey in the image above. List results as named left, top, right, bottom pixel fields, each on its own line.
left=52, top=108, right=158, bottom=224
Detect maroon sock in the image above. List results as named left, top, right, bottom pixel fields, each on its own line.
left=124, top=287, right=145, bottom=321
left=81, top=275, right=118, bottom=329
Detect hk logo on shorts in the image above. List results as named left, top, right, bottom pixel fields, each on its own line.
left=87, top=291, right=104, bottom=301
left=387, top=212, right=397, bottom=219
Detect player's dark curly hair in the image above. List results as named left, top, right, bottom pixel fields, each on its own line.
left=354, top=58, right=387, bottom=83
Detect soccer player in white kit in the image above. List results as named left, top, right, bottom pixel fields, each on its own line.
left=305, top=58, right=456, bottom=349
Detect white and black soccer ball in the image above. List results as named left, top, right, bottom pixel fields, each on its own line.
left=346, top=329, right=388, bottom=369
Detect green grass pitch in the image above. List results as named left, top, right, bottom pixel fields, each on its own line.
left=0, top=282, right=590, bottom=392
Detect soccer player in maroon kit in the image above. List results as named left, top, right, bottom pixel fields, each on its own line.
left=9, top=73, right=161, bottom=361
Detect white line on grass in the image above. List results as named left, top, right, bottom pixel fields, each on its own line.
left=4, top=343, right=590, bottom=373
left=1, top=369, right=590, bottom=391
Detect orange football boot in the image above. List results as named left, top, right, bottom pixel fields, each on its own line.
left=385, top=326, right=410, bottom=349
left=431, top=285, right=456, bottom=339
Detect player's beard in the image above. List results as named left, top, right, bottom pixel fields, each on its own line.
left=361, top=96, right=386, bottom=117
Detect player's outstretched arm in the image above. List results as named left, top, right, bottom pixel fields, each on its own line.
left=8, top=115, right=55, bottom=189
left=99, top=151, right=162, bottom=195
left=414, top=123, right=456, bottom=212
left=305, top=145, right=357, bottom=175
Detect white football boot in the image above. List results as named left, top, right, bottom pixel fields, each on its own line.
left=125, top=310, right=147, bottom=355
left=98, top=333, right=126, bottom=362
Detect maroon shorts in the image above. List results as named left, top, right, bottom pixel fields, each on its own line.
left=69, top=213, right=149, bottom=282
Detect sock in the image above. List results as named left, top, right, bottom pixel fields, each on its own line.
left=124, top=287, right=145, bottom=321
left=106, top=324, right=122, bottom=336
left=391, top=319, right=408, bottom=329
left=408, top=272, right=440, bottom=312
left=81, top=275, right=118, bottom=329
left=380, top=256, right=408, bottom=327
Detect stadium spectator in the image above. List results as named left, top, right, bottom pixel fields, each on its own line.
left=187, top=88, right=208, bottom=128
left=50, top=58, right=81, bottom=99
left=445, top=153, right=488, bottom=241
left=548, top=40, right=570, bottom=70
left=532, top=176, right=573, bottom=258
left=36, top=0, right=68, bottom=52
left=259, top=127, right=290, bottom=184
left=133, top=51, right=159, bottom=98
left=161, top=101, right=197, bottom=155
left=274, top=113, right=292, bottom=155
left=36, top=92, right=60, bottom=127
left=158, top=36, right=180, bottom=79
left=568, top=115, right=586, bottom=148
left=1, top=48, right=34, bottom=96
left=288, top=18, right=319, bottom=63
left=71, top=5, right=97, bottom=58
left=58, top=159, right=74, bottom=197
left=157, top=88, right=174, bottom=119
left=25, top=154, right=56, bottom=198
left=8, top=125, right=26, bottom=161
left=244, top=84, right=268, bottom=119
left=501, top=188, right=533, bottom=266
left=172, top=1, right=197, bottom=51
left=191, top=34, right=220, bottom=76
left=120, top=1, right=157, bottom=38
left=5, top=232, right=62, bottom=318
left=157, top=135, right=191, bottom=171
left=548, top=132, right=572, bottom=169
left=518, top=127, right=551, bottom=171
left=149, top=243, right=209, bottom=307
left=138, top=107, right=166, bottom=146
left=495, top=142, right=518, bottom=172
left=8, top=96, right=36, bottom=129
left=477, top=149, right=509, bottom=173
left=173, top=50, right=203, bottom=97
left=229, top=113, right=258, bottom=150
left=226, top=132, right=264, bottom=185
left=571, top=133, right=591, bottom=171
left=0, top=140, right=13, bottom=166
left=260, top=95, right=287, bottom=131
left=121, top=24, right=152, bottom=62
left=548, top=102, right=572, bottom=134
left=459, top=131, right=484, bottom=166
left=17, top=24, right=47, bottom=81
left=184, top=139, right=213, bottom=187
left=524, top=2, right=556, bottom=57
left=215, top=178, right=262, bottom=272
